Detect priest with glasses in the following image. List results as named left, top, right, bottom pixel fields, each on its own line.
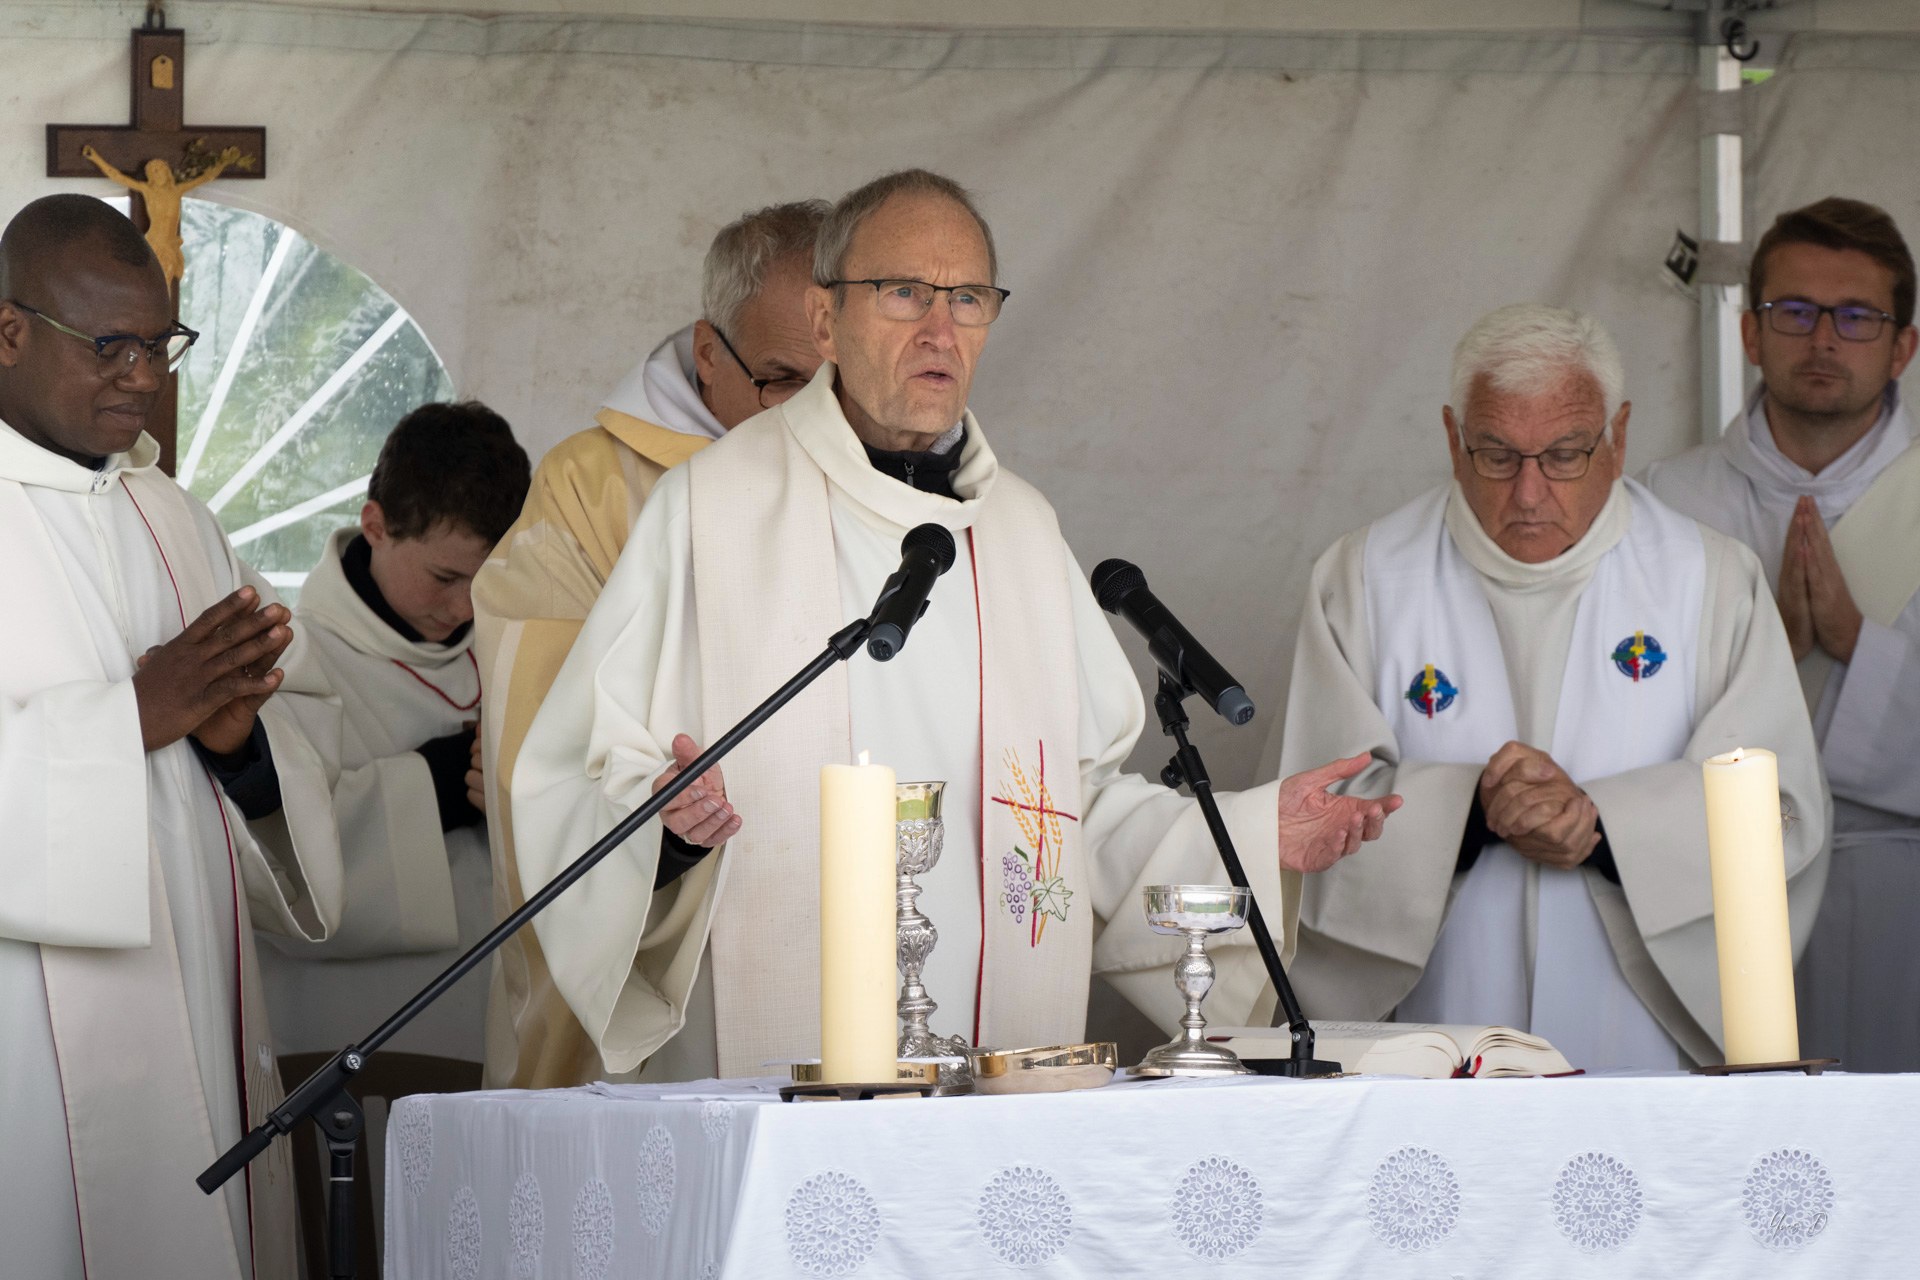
left=1278, top=302, right=1826, bottom=1072
left=512, top=168, right=1399, bottom=1083
left=0, top=194, right=346, bottom=1280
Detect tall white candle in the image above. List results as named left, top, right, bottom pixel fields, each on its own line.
left=819, top=751, right=898, bottom=1083
left=1702, top=747, right=1800, bottom=1065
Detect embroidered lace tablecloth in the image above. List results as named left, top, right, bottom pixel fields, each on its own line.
left=384, top=1071, right=1916, bottom=1277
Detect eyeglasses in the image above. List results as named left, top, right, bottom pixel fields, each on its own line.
left=828, top=278, right=1009, bottom=327
left=710, top=325, right=812, bottom=409
left=1755, top=300, right=1896, bottom=343
left=8, top=300, right=198, bottom=374
left=1464, top=443, right=1601, bottom=481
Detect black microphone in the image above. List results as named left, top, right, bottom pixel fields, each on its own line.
left=866, top=523, right=958, bottom=661
left=1091, top=558, right=1255, bottom=725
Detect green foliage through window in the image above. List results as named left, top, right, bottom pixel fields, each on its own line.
left=164, top=199, right=453, bottom=601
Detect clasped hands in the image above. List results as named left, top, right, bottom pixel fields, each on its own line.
left=134, top=586, right=291, bottom=755
left=1777, top=495, right=1862, bottom=665
left=1478, top=741, right=1597, bottom=870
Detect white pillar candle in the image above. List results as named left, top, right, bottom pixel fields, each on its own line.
left=819, top=751, right=898, bottom=1083
left=1702, top=747, right=1800, bottom=1065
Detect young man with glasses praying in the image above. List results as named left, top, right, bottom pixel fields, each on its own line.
left=0, top=194, right=349, bottom=1279
left=1279, top=303, right=1826, bottom=1073
left=472, top=199, right=829, bottom=1089
left=510, top=168, right=1398, bottom=1084
left=1647, top=197, right=1920, bottom=1071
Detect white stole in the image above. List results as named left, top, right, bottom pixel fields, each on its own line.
left=1364, top=481, right=1704, bottom=1070
left=688, top=370, right=1084, bottom=1076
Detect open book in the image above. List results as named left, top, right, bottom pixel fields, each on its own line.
left=1208, top=1021, right=1575, bottom=1078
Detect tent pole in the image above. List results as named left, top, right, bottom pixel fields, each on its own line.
left=1698, top=41, right=1746, bottom=444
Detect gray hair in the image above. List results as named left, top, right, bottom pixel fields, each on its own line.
left=813, top=168, right=999, bottom=289
left=1449, top=303, right=1626, bottom=421
left=701, top=199, right=831, bottom=337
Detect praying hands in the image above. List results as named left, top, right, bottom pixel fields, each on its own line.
left=1777, top=495, right=1863, bottom=664
left=1478, top=741, right=1599, bottom=870
left=133, top=586, right=292, bottom=754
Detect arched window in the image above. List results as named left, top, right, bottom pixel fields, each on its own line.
left=154, top=198, right=453, bottom=599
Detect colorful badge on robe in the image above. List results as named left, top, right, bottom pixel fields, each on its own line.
left=1610, top=630, right=1667, bottom=681
left=1404, top=663, right=1459, bottom=718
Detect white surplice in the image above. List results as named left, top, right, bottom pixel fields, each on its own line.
left=599, top=324, right=726, bottom=441
left=1280, top=478, right=1828, bottom=1069
left=257, top=528, right=493, bottom=1062
left=0, top=423, right=344, bottom=1280
left=512, top=364, right=1288, bottom=1081
left=1647, top=387, right=1920, bottom=1069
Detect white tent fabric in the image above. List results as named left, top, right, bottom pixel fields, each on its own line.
left=3, top=4, right=1719, bottom=789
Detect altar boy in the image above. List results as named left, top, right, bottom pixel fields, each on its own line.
left=259, top=402, right=530, bottom=1064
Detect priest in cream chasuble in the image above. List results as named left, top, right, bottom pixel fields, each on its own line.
left=1281, top=304, right=1827, bottom=1071
left=512, top=170, right=1396, bottom=1080
left=1647, top=198, right=1920, bottom=1070
left=0, top=197, right=347, bottom=1280
left=473, top=201, right=828, bottom=1088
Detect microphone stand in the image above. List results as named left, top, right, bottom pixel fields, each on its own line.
left=200, top=616, right=876, bottom=1278
left=1153, top=674, right=1341, bottom=1078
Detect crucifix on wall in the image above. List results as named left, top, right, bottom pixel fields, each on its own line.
left=46, top=5, right=266, bottom=473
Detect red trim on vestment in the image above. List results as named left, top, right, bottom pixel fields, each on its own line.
left=125, top=482, right=261, bottom=1272
left=970, top=528, right=987, bottom=1047
left=391, top=649, right=482, bottom=711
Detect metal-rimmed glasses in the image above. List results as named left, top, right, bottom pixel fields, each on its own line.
left=1464, top=442, right=1602, bottom=481
left=8, top=299, right=199, bottom=374
left=1755, top=300, right=1897, bottom=343
left=710, top=325, right=812, bottom=408
left=827, top=278, right=1009, bottom=326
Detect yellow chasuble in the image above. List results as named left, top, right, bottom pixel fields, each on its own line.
left=473, top=409, right=710, bottom=1089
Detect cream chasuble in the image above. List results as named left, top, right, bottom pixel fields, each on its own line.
left=0, top=423, right=345, bottom=1280
left=472, top=329, right=714, bottom=1089
left=257, top=528, right=493, bottom=1062
left=512, top=365, right=1290, bottom=1081
left=1281, top=478, right=1827, bottom=1068
left=1647, top=387, right=1920, bottom=1069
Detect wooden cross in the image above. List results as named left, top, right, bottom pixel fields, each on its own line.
left=46, top=12, right=267, bottom=474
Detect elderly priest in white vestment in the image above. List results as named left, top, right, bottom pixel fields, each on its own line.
left=1279, top=303, right=1828, bottom=1072
left=1647, top=198, right=1920, bottom=1070
left=0, top=196, right=345, bottom=1280
left=513, top=169, right=1399, bottom=1082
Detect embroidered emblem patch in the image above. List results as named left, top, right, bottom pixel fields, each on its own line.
left=1404, top=664, right=1459, bottom=718
left=992, top=741, right=1079, bottom=947
left=1609, top=631, right=1667, bottom=682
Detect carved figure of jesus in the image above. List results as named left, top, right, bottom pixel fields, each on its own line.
left=80, top=143, right=241, bottom=285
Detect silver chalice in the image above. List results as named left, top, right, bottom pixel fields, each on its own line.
left=1128, top=885, right=1253, bottom=1078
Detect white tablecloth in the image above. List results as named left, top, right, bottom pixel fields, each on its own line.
left=385, top=1071, right=1918, bottom=1278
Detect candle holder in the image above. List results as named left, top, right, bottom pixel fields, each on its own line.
left=1129, top=885, right=1253, bottom=1078
left=896, top=782, right=972, bottom=1091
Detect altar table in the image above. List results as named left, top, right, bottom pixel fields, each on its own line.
left=384, top=1071, right=1918, bottom=1278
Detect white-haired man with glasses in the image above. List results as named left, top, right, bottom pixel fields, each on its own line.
left=1648, top=197, right=1920, bottom=1071
left=1278, top=303, right=1827, bottom=1072
left=472, top=199, right=829, bottom=1089
left=0, top=194, right=350, bottom=1277
left=510, top=168, right=1398, bottom=1083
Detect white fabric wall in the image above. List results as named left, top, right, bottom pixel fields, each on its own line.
left=1, top=4, right=1712, bottom=788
